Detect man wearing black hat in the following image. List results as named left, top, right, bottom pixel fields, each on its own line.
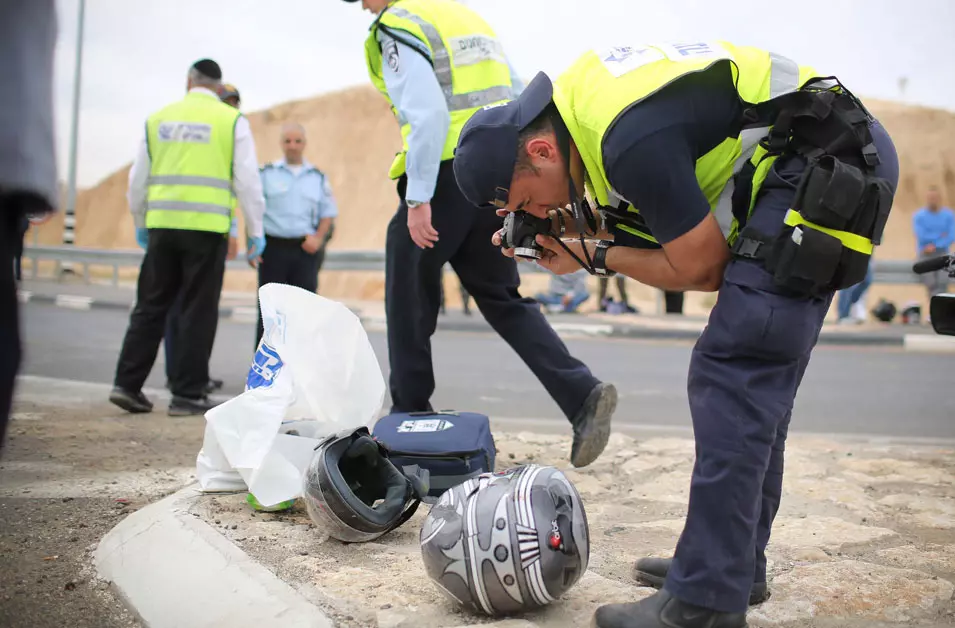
left=111, top=59, right=267, bottom=416
left=453, top=42, right=898, bottom=627
left=343, top=0, right=617, bottom=468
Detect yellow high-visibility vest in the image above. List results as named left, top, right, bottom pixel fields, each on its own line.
left=364, top=0, right=514, bottom=179
left=145, top=90, right=240, bottom=233
left=552, top=41, right=832, bottom=247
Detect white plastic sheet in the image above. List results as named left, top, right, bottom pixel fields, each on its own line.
left=195, top=283, right=385, bottom=507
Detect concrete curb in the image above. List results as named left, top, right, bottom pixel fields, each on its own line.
left=20, top=289, right=951, bottom=350
left=95, top=484, right=333, bottom=628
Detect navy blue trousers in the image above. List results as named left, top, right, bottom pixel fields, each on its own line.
left=665, top=121, right=899, bottom=613
left=385, top=160, right=599, bottom=420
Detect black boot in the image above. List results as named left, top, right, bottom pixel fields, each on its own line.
left=592, top=590, right=747, bottom=628
left=569, top=382, right=617, bottom=468
left=632, top=557, right=770, bottom=606
left=108, top=387, right=153, bottom=414
left=168, top=395, right=218, bottom=417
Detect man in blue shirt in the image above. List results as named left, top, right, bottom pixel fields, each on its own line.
left=344, top=0, right=618, bottom=469
left=255, top=121, right=337, bottom=348
left=913, top=186, right=954, bottom=299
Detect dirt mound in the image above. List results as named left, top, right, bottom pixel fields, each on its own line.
left=26, top=88, right=955, bottom=311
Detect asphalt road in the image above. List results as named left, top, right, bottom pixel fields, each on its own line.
left=18, top=301, right=955, bottom=441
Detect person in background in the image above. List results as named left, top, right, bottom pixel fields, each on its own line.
left=255, top=121, right=337, bottom=349
left=0, top=0, right=58, bottom=452
left=343, top=0, right=618, bottom=469
left=536, top=268, right=591, bottom=313
left=110, top=58, right=266, bottom=417
left=913, top=185, right=954, bottom=302
left=163, top=82, right=242, bottom=393
left=836, top=260, right=873, bottom=324
left=663, top=290, right=684, bottom=314
left=598, top=275, right=637, bottom=313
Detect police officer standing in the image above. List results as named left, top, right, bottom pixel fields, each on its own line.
left=453, top=42, right=899, bottom=627
left=163, top=82, right=243, bottom=395
left=255, top=121, right=338, bottom=348
left=343, top=0, right=617, bottom=469
left=110, top=59, right=266, bottom=417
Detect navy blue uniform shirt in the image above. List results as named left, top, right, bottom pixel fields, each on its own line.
left=601, top=62, right=743, bottom=246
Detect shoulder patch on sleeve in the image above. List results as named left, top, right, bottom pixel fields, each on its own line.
left=385, top=38, right=400, bottom=72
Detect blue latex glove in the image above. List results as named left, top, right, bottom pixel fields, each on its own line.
left=247, top=235, right=266, bottom=266
left=135, top=227, right=149, bottom=250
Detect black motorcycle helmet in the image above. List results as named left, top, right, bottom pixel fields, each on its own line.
left=303, top=426, right=428, bottom=543
left=871, top=298, right=897, bottom=323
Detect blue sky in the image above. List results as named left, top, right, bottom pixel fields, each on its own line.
left=53, top=0, right=955, bottom=187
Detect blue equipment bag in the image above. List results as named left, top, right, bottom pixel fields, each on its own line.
left=372, top=410, right=496, bottom=502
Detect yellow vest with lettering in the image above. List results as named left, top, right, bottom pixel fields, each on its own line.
left=551, top=41, right=823, bottom=245
left=145, top=91, right=240, bottom=233
left=364, top=0, right=514, bottom=179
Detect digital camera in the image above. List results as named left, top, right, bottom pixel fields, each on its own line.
left=501, top=211, right=552, bottom=260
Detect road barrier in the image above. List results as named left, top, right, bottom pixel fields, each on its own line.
left=22, top=244, right=925, bottom=287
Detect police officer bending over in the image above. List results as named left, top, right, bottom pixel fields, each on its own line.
left=255, top=122, right=337, bottom=348
left=453, top=41, right=899, bottom=628
left=343, top=0, right=618, bottom=468
left=111, top=59, right=267, bottom=417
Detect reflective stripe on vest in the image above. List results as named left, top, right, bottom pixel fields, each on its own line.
left=147, top=175, right=232, bottom=190
left=145, top=200, right=233, bottom=216
left=710, top=52, right=803, bottom=235
left=145, top=92, right=239, bottom=233
left=388, top=6, right=513, bottom=112
left=555, top=44, right=816, bottom=245
left=784, top=209, right=874, bottom=254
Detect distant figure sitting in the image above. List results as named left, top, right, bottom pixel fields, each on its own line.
left=535, top=269, right=590, bottom=313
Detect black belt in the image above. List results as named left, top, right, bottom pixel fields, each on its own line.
left=265, top=234, right=307, bottom=246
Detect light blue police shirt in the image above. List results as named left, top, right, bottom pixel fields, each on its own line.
left=377, top=29, right=525, bottom=204
left=259, top=158, right=338, bottom=238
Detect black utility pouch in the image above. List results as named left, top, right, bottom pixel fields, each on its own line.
left=831, top=248, right=872, bottom=291
left=851, top=176, right=895, bottom=245
left=792, top=156, right=867, bottom=230
left=765, top=225, right=843, bottom=296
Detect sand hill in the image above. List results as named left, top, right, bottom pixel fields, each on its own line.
left=28, top=85, right=955, bottom=313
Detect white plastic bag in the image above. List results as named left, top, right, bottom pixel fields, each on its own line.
left=195, top=283, right=386, bottom=507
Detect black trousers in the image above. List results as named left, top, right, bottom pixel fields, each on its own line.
left=664, top=290, right=684, bottom=314
left=0, top=207, right=23, bottom=451
left=385, top=160, right=599, bottom=420
left=114, top=228, right=227, bottom=399
left=13, top=215, right=28, bottom=281
left=255, top=235, right=323, bottom=349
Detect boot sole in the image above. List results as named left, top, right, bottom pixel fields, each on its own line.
left=167, top=405, right=211, bottom=417
left=571, top=384, right=617, bottom=468
left=633, top=567, right=771, bottom=607
left=109, top=394, right=152, bottom=414
left=633, top=568, right=665, bottom=589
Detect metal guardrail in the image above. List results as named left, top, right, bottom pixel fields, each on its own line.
left=23, top=244, right=923, bottom=286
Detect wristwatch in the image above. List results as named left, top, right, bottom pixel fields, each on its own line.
left=406, top=199, right=425, bottom=209
left=592, top=240, right=616, bottom=277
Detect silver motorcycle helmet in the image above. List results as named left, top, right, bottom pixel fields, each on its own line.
left=303, top=426, right=428, bottom=543
left=419, top=464, right=589, bottom=616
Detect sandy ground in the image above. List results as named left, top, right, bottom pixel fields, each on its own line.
left=0, top=379, right=206, bottom=628
left=193, top=432, right=955, bottom=628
